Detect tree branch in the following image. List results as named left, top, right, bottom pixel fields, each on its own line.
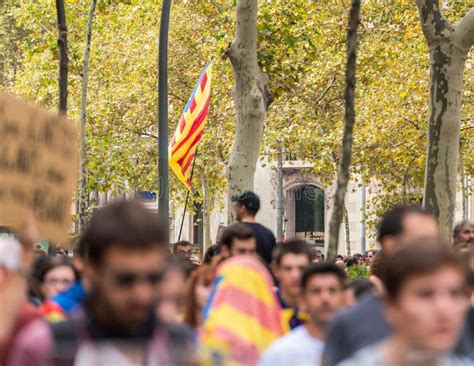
left=415, top=0, right=451, bottom=41
left=169, top=91, right=187, bottom=104
left=453, top=7, right=474, bottom=50
left=123, top=126, right=157, bottom=139
left=210, top=0, right=224, bottom=15
left=460, top=126, right=474, bottom=132
left=315, top=76, right=337, bottom=105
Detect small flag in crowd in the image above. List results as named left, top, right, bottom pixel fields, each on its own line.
left=169, top=62, right=212, bottom=190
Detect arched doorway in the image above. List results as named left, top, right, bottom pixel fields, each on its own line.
left=285, top=184, right=325, bottom=246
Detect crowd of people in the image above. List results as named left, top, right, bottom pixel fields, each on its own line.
left=0, top=191, right=474, bottom=365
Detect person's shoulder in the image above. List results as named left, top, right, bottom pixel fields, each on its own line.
left=337, top=344, right=383, bottom=366
left=443, top=355, right=474, bottom=366
left=260, top=328, right=317, bottom=366
left=259, top=333, right=293, bottom=365
left=251, top=223, right=275, bottom=237
left=337, top=293, right=381, bottom=321
left=327, top=293, right=386, bottom=341
left=14, top=317, right=52, bottom=343
left=268, top=327, right=310, bottom=351
left=8, top=318, right=53, bottom=366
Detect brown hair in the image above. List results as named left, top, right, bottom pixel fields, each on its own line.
left=272, top=240, right=313, bottom=266
left=219, top=223, right=255, bottom=251
left=183, top=264, right=215, bottom=328
left=380, top=238, right=468, bottom=302
left=81, top=200, right=165, bottom=266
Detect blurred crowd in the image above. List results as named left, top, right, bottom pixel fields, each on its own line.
left=0, top=191, right=474, bottom=365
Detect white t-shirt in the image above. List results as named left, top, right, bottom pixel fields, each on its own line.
left=259, top=326, right=324, bottom=366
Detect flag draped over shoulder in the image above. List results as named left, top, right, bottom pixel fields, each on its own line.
left=169, top=62, right=212, bottom=190
left=200, top=256, right=285, bottom=365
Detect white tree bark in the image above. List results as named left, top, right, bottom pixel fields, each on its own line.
left=226, top=0, right=273, bottom=222
left=78, top=0, right=97, bottom=235
left=416, top=1, right=474, bottom=242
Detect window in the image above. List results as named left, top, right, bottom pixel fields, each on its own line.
left=295, top=185, right=324, bottom=233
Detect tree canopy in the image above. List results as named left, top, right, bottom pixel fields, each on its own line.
left=1, top=0, right=472, bottom=227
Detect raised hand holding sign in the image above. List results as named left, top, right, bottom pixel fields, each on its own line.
left=0, top=92, right=78, bottom=245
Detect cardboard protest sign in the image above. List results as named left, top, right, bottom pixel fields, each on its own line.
left=0, top=92, right=78, bottom=245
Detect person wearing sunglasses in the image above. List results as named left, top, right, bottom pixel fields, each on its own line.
left=47, top=200, right=194, bottom=365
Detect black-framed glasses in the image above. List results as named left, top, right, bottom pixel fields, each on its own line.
left=111, top=271, right=163, bottom=288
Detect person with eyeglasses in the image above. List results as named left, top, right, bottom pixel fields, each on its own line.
left=30, top=256, right=78, bottom=305
left=45, top=200, right=194, bottom=365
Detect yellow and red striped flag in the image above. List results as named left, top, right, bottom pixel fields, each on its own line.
left=200, top=256, right=285, bottom=365
left=169, top=62, right=212, bottom=190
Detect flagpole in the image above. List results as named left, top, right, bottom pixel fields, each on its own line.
left=178, top=148, right=199, bottom=242
left=158, top=0, right=172, bottom=243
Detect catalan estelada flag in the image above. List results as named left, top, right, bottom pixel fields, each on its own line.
left=169, top=62, right=212, bottom=190
left=200, top=256, right=285, bottom=365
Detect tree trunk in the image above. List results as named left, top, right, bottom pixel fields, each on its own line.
left=344, top=204, right=351, bottom=256
left=78, top=0, right=97, bottom=235
left=55, top=0, right=68, bottom=114
left=226, top=0, right=273, bottom=223
left=79, top=0, right=97, bottom=234
left=327, top=0, right=361, bottom=262
left=459, top=142, right=468, bottom=220
left=416, top=1, right=474, bottom=242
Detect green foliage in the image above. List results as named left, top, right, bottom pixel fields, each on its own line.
left=2, top=0, right=472, bottom=222
left=347, top=264, right=370, bottom=279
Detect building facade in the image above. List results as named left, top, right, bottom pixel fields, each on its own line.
left=170, top=159, right=473, bottom=255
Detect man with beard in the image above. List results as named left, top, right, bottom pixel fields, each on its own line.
left=260, top=263, right=347, bottom=366
left=49, top=200, right=193, bottom=365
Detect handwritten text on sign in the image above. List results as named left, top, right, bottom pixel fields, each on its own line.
left=0, top=92, right=78, bottom=245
